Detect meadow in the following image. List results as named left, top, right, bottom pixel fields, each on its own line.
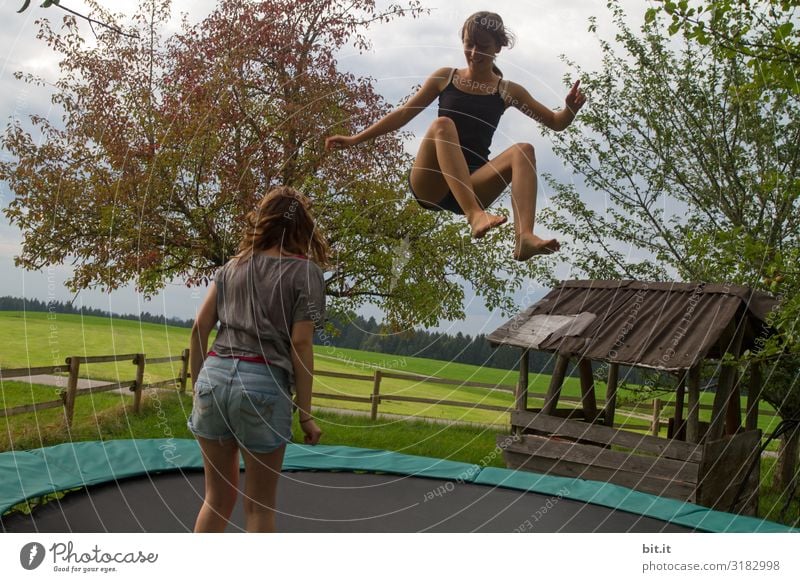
left=0, top=311, right=795, bottom=526
left=0, top=311, right=783, bottom=436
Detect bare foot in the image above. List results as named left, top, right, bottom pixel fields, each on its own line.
left=514, top=233, right=560, bottom=260
left=469, top=211, right=508, bottom=239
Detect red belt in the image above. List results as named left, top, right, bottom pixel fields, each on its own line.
left=207, top=350, right=271, bottom=364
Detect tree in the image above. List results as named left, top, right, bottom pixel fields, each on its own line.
left=533, top=1, right=800, bottom=495
left=650, top=0, right=800, bottom=96
left=17, top=0, right=137, bottom=38
left=1, top=0, right=530, bottom=331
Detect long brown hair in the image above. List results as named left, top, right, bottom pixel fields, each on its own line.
left=461, top=11, right=515, bottom=78
left=236, top=186, right=330, bottom=266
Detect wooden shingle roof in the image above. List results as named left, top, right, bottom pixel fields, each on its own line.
left=488, top=280, right=778, bottom=371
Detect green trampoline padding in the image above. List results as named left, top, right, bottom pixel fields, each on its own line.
left=0, top=439, right=795, bottom=533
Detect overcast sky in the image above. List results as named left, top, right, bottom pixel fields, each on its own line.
left=0, top=0, right=651, bottom=335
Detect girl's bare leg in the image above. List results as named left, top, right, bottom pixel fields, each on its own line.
left=470, top=143, right=560, bottom=259
left=410, top=116, right=507, bottom=238
left=240, top=443, right=286, bottom=532
left=194, top=437, right=240, bottom=532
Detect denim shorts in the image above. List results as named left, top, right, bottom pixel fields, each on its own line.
left=187, top=355, right=293, bottom=453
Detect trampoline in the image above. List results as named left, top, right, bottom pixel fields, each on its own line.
left=0, top=439, right=792, bottom=533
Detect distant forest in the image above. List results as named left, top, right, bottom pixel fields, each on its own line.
left=323, top=314, right=557, bottom=374
left=0, top=295, right=194, bottom=328
left=0, top=295, right=557, bottom=374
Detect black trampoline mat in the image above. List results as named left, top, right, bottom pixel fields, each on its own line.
left=1, top=470, right=694, bottom=533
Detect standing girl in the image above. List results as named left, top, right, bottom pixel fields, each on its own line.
left=188, top=186, right=327, bottom=533
left=326, top=11, right=586, bottom=260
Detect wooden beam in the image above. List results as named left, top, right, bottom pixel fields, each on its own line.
left=578, top=358, right=598, bottom=420
left=179, top=348, right=190, bottom=394
left=133, top=353, right=145, bottom=414
left=525, top=408, right=590, bottom=421
left=745, top=363, right=762, bottom=431
left=379, top=371, right=514, bottom=391
left=726, top=367, right=743, bottom=435
left=516, top=349, right=529, bottom=412
left=708, top=322, right=746, bottom=441
left=72, top=353, right=140, bottom=364
left=503, top=434, right=699, bottom=483
left=542, top=354, right=570, bottom=415
left=73, top=381, right=137, bottom=396
left=140, top=378, right=180, bottom=391
left=310, top=392, right=373, bottom=404
left=709, top=367, right=734, bottom=441
left=509, top=410, right=703, bottom=462
left=370, top=370, right=382, bottom=421
left=384, top=394, right=512, bottom=412
left=603, top=363, right=619, bottom=427
left=64, top=356, right=80, bottom=428
left=673, top=372, right=686, bottom=440
left=143, top=355, right=184, bottom=365
left=697, top=430, right=761, bottom=515
left=0, top=399, right=64, bottom=418
left=0, top=365, right=65, bottom=379
left=320, top=370, right=380, bottom=382
left=651, top=398, right=663, bottom=437
left=687, top=365, right=701, bottom=443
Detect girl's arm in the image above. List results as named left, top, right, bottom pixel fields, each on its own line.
left=325, top=67, right=453, bottom=149
left=190, top=282, right=218, bottom=388
left=290, top=320, right=322, bottom=445
left=505, top=79, right=586, bottom=132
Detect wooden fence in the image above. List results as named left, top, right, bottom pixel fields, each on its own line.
left=0, top=353, right=778, bottom=434
left=310, top=369, right=776, bottom=435
left=0, top=350, right=189, bottom=427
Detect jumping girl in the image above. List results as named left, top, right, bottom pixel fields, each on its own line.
left=325, top=11, right=586, bottom=260
left=188, top=186, right=327, bottom=533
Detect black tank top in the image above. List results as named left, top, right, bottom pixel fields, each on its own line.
left=437, top=68, right=507, bottom=168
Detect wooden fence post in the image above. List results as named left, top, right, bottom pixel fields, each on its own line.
left=133, top=354, right=145, bottom=413
left=179, top=348, right=190, bottom=393
left=370, top=369, right=382, bottom=421
left=542, top=354, right=570, bottom=415
left=745, top=362, right=762, bottom=431
left=516, top=349, right=529, bottom=412
left=513, top=350, right=530, bottom=437
left=708, top=322, right=746, bottom=441
left=63, top=356, right=80, bottom=428
left=577, top=358, right=598, bottom=420
left=603, top=363, right=619, bottom=427
left=673, top=373, right=687, bottom=439
left=687, top=365, right=701, bottom=443
left=651, top=398, right=663, bottom=437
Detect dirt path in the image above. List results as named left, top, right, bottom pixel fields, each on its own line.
left=22, top=374, right=107, bottom=391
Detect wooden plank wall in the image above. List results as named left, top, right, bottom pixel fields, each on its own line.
left=503, top=413, right=763, bottom=512
left=696, top=429, right=762, bottom=516
left=501, top=412, right=708, bottom=502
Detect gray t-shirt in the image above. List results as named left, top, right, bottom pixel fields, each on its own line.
left=210, top=254, right=326, bottom=387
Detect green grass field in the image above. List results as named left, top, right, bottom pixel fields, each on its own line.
left=0, top=311, right=190, bottom=383
left=0, top=311, right=796, bottom=526
left=310, top=345, right=783, bottom=436
left=0, top=311, right=784, bottom=435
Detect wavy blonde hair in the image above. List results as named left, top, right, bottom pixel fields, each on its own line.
left=236, top=186, right=330, bottom=266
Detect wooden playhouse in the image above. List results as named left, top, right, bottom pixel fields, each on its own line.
left=488, top=280, right=778, bottom=516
